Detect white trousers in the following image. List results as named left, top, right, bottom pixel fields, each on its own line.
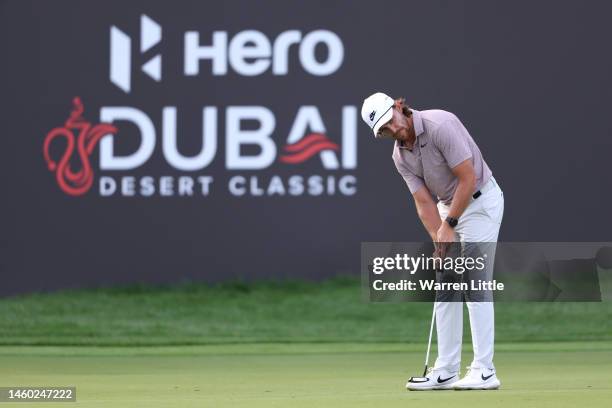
left=434, top=177, right=504, bottom=372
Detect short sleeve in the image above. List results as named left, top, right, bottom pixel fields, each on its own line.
left=393, top=157, right=425, bottom=194
left=433, top=119, right=473, bottom=169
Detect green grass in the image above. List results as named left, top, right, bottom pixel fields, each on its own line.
left=1, top=277, right=611, bottom=345
left=1, top=278, right=611, bottom=407
left=0, top=343, right=611, bottom=407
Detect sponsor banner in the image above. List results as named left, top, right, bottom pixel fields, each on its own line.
left=2, top=1, right=612, bottom=295
left=42, top=14, right=357, bottom=198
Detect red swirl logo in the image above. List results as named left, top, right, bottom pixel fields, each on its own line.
left=279, top=133, right=339, bottom=164
left=43, top=97, right=118, bottom=196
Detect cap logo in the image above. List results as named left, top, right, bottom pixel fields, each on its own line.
left=369, top=110, right=376, bottom=121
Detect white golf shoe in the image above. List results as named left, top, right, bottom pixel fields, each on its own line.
left=453, top=366, right=501, bottom=390
left=405, top=368, right=459, bottom=391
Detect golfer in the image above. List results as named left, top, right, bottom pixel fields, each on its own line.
left=361, top=92, right=504, bottom=390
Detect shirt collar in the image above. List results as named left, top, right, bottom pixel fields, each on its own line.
left=411, top=109, right=424, bottom=137
left=396, top=108, right=424, bottom=150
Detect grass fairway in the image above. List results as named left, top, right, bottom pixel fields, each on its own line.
left=1, top=342, right=611, bottom=407
left=1, top=279, right=611, bottom=406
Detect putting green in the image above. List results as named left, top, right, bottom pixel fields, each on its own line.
left=0, top=343, right=610, bottom=407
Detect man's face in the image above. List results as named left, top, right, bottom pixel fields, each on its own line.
left=377, top=107, right=412, bottom=141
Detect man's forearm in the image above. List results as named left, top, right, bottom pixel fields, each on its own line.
left=415, top=199, right=442, bottom=240
left=447, top=176, right=475, bottom=219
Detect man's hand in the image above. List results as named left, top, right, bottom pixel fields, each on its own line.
left=436, top=222, right=456, bottom=258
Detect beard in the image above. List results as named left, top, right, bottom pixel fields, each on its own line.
left=393, top=127, right=411, bottom=141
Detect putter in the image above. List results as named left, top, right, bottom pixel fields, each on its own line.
left=408, top=243, right=445, bottom=383
left=408, top=300, right=437, bottom=383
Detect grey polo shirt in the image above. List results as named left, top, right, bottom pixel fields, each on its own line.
left=392, top=109, right=492, bottom=205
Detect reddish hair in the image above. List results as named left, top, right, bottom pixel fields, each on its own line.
left=395, top=97, right=412, bottom=117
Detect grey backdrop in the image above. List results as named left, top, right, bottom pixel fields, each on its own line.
left=1, top=0, right=611, bottom=295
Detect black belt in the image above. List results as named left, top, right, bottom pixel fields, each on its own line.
left=472, top=190, right=482, bottom=199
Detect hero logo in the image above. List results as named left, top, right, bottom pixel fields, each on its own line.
left=110, top=15, right=162, bottom=93
left=44, top=15, right=357, bottom=198
left=110, top=14, right=344, bottom=93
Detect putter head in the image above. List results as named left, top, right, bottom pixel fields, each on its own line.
left=408, top=376, right=429, bottom=383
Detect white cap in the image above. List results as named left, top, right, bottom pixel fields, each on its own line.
left=361, top=92, right=394, bottom=138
